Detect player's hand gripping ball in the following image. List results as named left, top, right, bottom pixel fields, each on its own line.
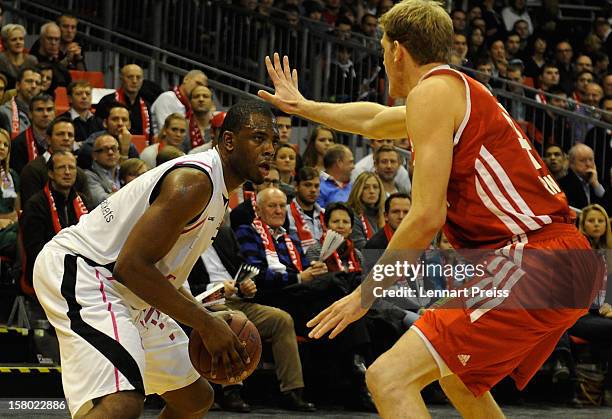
left=188, top=311, right=262, bottom=385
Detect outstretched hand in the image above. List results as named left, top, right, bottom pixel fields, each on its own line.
left=306, top=290, right=368, bottom=339
left=258, top=53, right=306, bottom=115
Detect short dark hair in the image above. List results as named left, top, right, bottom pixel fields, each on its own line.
left=324, top=202, right=354, bottom=228
left=220, top=100, right=274, bottom=135
left=540, top=61, right=559, bottom=75
left=384, top=193, right=410, bottom=214
left=47, top=150, right=75, bottom=171
left=374, top=145, right=399, bottom=163
left=67, top=80, right=91, bottom=97
left=323, top=144, right=348, bottom=170
left=17, top=66, right=39, bottom=83
left=46, top=115, right=74, bottom=136
left=295, top=166, right=319, bottom=183
left=548, top=86, right=567, bottom=96
left=361, top=13, right=377, bottom=25
left=106, top=101, right=130, bottom=117
left=29, top=94, right=54, bottom=111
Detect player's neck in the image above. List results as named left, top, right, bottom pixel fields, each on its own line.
left=217, top=148, right=244, bottom=192
left=410, top=62, right=447, bottom=90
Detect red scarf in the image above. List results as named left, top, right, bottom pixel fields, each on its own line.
left=43, top=183, right=88, bottom=233
left=115, top=88, right=150, bottom=138
left=321, top=232, right=361, bottom=273
left=252, top=217, right=303, bottom=272
left=360, top=214, right=373, bottom=240
left=10, top=97, right=20, bottom=139
left=289, top=201, right=325, bottom=249
left=25, top=127, right=38, bottom=162
left=173, top=86, right=204, bottom=149
left=383, top=223, right=394, bottom=242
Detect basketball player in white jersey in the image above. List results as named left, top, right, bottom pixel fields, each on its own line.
left=33, top=101, right=279, bottom=418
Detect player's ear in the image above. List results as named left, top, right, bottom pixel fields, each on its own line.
left=221, top=131, right=235, bottom=152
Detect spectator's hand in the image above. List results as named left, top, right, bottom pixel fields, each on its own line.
left=258, top=53, right=307, bottom=116
left=599, top=302, right=612, bottom=317
left=117, top=126, right=132, bottom=156
left=586, top=167, right=600, bottom=187
left=300, top=261, right=328, bottom=282
left=0, top=219, right=14, bottom=229
left=67, top=42, right=82, bottom=61
left=223, top=279, right=237, bottom=297
left=239, top=278, right=257, bottom=298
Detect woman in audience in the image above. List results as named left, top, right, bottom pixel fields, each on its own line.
left=578, top=204, right=612, bottom=250
left=301, top=125, right=337, bottom=173
left=0, top=24, right=38, bottom=88
left=274, top=143, right=297, bottom=200
left=119, top=158, right=148, bottom=186
left=140, top=113, right=187, bottom=168
left=0, top=128, right=18, bottom=257
left=346, top=172, right=385, bottom=249
left=467, top=26, right=486, bottom=63
left=523, top=34, right=548, bottom=79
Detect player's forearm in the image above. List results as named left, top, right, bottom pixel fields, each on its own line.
left=299, top=100, right=405, bottom=139
left=359, top=214, right=442, bottom=307
left=115, top=263, right=211, bottom=330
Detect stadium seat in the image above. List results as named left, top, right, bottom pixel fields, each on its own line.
left=69, top=71, right=105, bottom=88
left=131, top=135, right=148, bottom=153
left=54, top=87, right=70, bottom=116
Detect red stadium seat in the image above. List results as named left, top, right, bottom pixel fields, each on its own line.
left=54, top=87, right=70, bottom=115
left=131, top=135, right=148, bottom=153
left=69, top=70, right=105, bottom=88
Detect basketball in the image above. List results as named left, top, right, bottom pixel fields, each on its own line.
left=188, top=311, right=262, bottom=385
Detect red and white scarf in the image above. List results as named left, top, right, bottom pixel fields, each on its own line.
left=322, top=233, right=361, bottom=273
left=173, top=86, right=204, bottom=149
left=43, top=183, right=88, bottom=233
left=10, top=98, right=20, bottom=139
left=383, top=223, right=394, bottom=243
left=360, top=214, right=374, bottom=240
left=115, top=88, right=151, bottom=138
left=252, top=217, right=303, bottom=273
left=289, top=200, right=325, bottom=249
left=25, top=127, right=39, bottom=162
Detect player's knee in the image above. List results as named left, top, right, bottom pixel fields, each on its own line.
left=366, top=357, right=393, bottom=395
left=171, top=379, right=214, bottom=415
left=94, top=390, right=144, bottom=419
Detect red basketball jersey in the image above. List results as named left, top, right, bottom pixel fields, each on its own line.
left=420, top=66, right=572, bottom=249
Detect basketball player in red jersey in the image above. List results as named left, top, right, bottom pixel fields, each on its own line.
left=258, top=1, right=605, bottom=417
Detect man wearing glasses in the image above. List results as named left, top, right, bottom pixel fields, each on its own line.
left=85, top=134, right=122, bottom=207
left=30, top=22, right=71, bottom=87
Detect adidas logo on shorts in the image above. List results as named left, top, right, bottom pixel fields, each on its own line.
left=457, top=354, right=471, bottom=366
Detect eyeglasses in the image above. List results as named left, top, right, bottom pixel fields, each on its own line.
left=94, top=145, right=119, bottom=153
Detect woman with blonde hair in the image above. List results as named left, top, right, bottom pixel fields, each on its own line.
left=0, top=24, right=38, bottom=87
left=346, top=171, right=385, bottom=249
left=578, top=204, right=612, bottom=250
left=301, top=125, right=337, bottom=172
left=0, top=128, right=19, bottom=257
left=140, top=113, right=187, bottom=168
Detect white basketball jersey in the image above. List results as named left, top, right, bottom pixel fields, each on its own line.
left=51, top=148, right=229, bottom=308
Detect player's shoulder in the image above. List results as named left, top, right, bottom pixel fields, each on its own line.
left=410, top=72, right=465, bottom=102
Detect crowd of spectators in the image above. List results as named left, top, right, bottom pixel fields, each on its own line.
left=2, top=0, right=612, bottom=412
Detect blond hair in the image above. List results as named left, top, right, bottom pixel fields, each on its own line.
left=379, top=0, right=453, bottom=65
left=579, top=204, right=612, bottom=250
left=347, top=172, right=385, bottom=228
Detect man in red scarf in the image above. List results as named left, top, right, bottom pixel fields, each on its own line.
left=287, top=166, right=325, bottom=252
left=22, top=150, right=88, bottom=287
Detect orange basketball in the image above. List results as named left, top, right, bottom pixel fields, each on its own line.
left=188, top=312, right=261, bottom=385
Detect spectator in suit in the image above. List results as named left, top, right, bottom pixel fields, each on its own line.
left=0, top=67, right=41, bottom=138
left=58, top=80, right=103, bottom=143
left=558, top=144, right=609, bottom=213
left=22, top=150, right=87, bottom=285
left=77, top=102, right=140, bottom=170
left=365, top=193, right=411, bottom=250
left=56, top=14, right=86, bottom=70
left=543, top=145, right=568, bottom=181
left=346, top=172, right=385, bottom=249
left=287, top=166, right=324, bottom=252
left=317, top=144, right=354, bottom=208
left=11, top=94, right=54, bottom=174
left=189, top=225, right=316, bottom=412
left=84, top=134, right=121, bottom=207
left=20, top=116, right=91, bottom=208
left=96, top=64, right=153, bottom=141
left=29, top=22, right=72, bottom=87
left=0, top=24, right=38, bottom=89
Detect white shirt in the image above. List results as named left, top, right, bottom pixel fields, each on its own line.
left=151, top=91, right=185, bottom=135
left=201, top=246, right=232, bottom=291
